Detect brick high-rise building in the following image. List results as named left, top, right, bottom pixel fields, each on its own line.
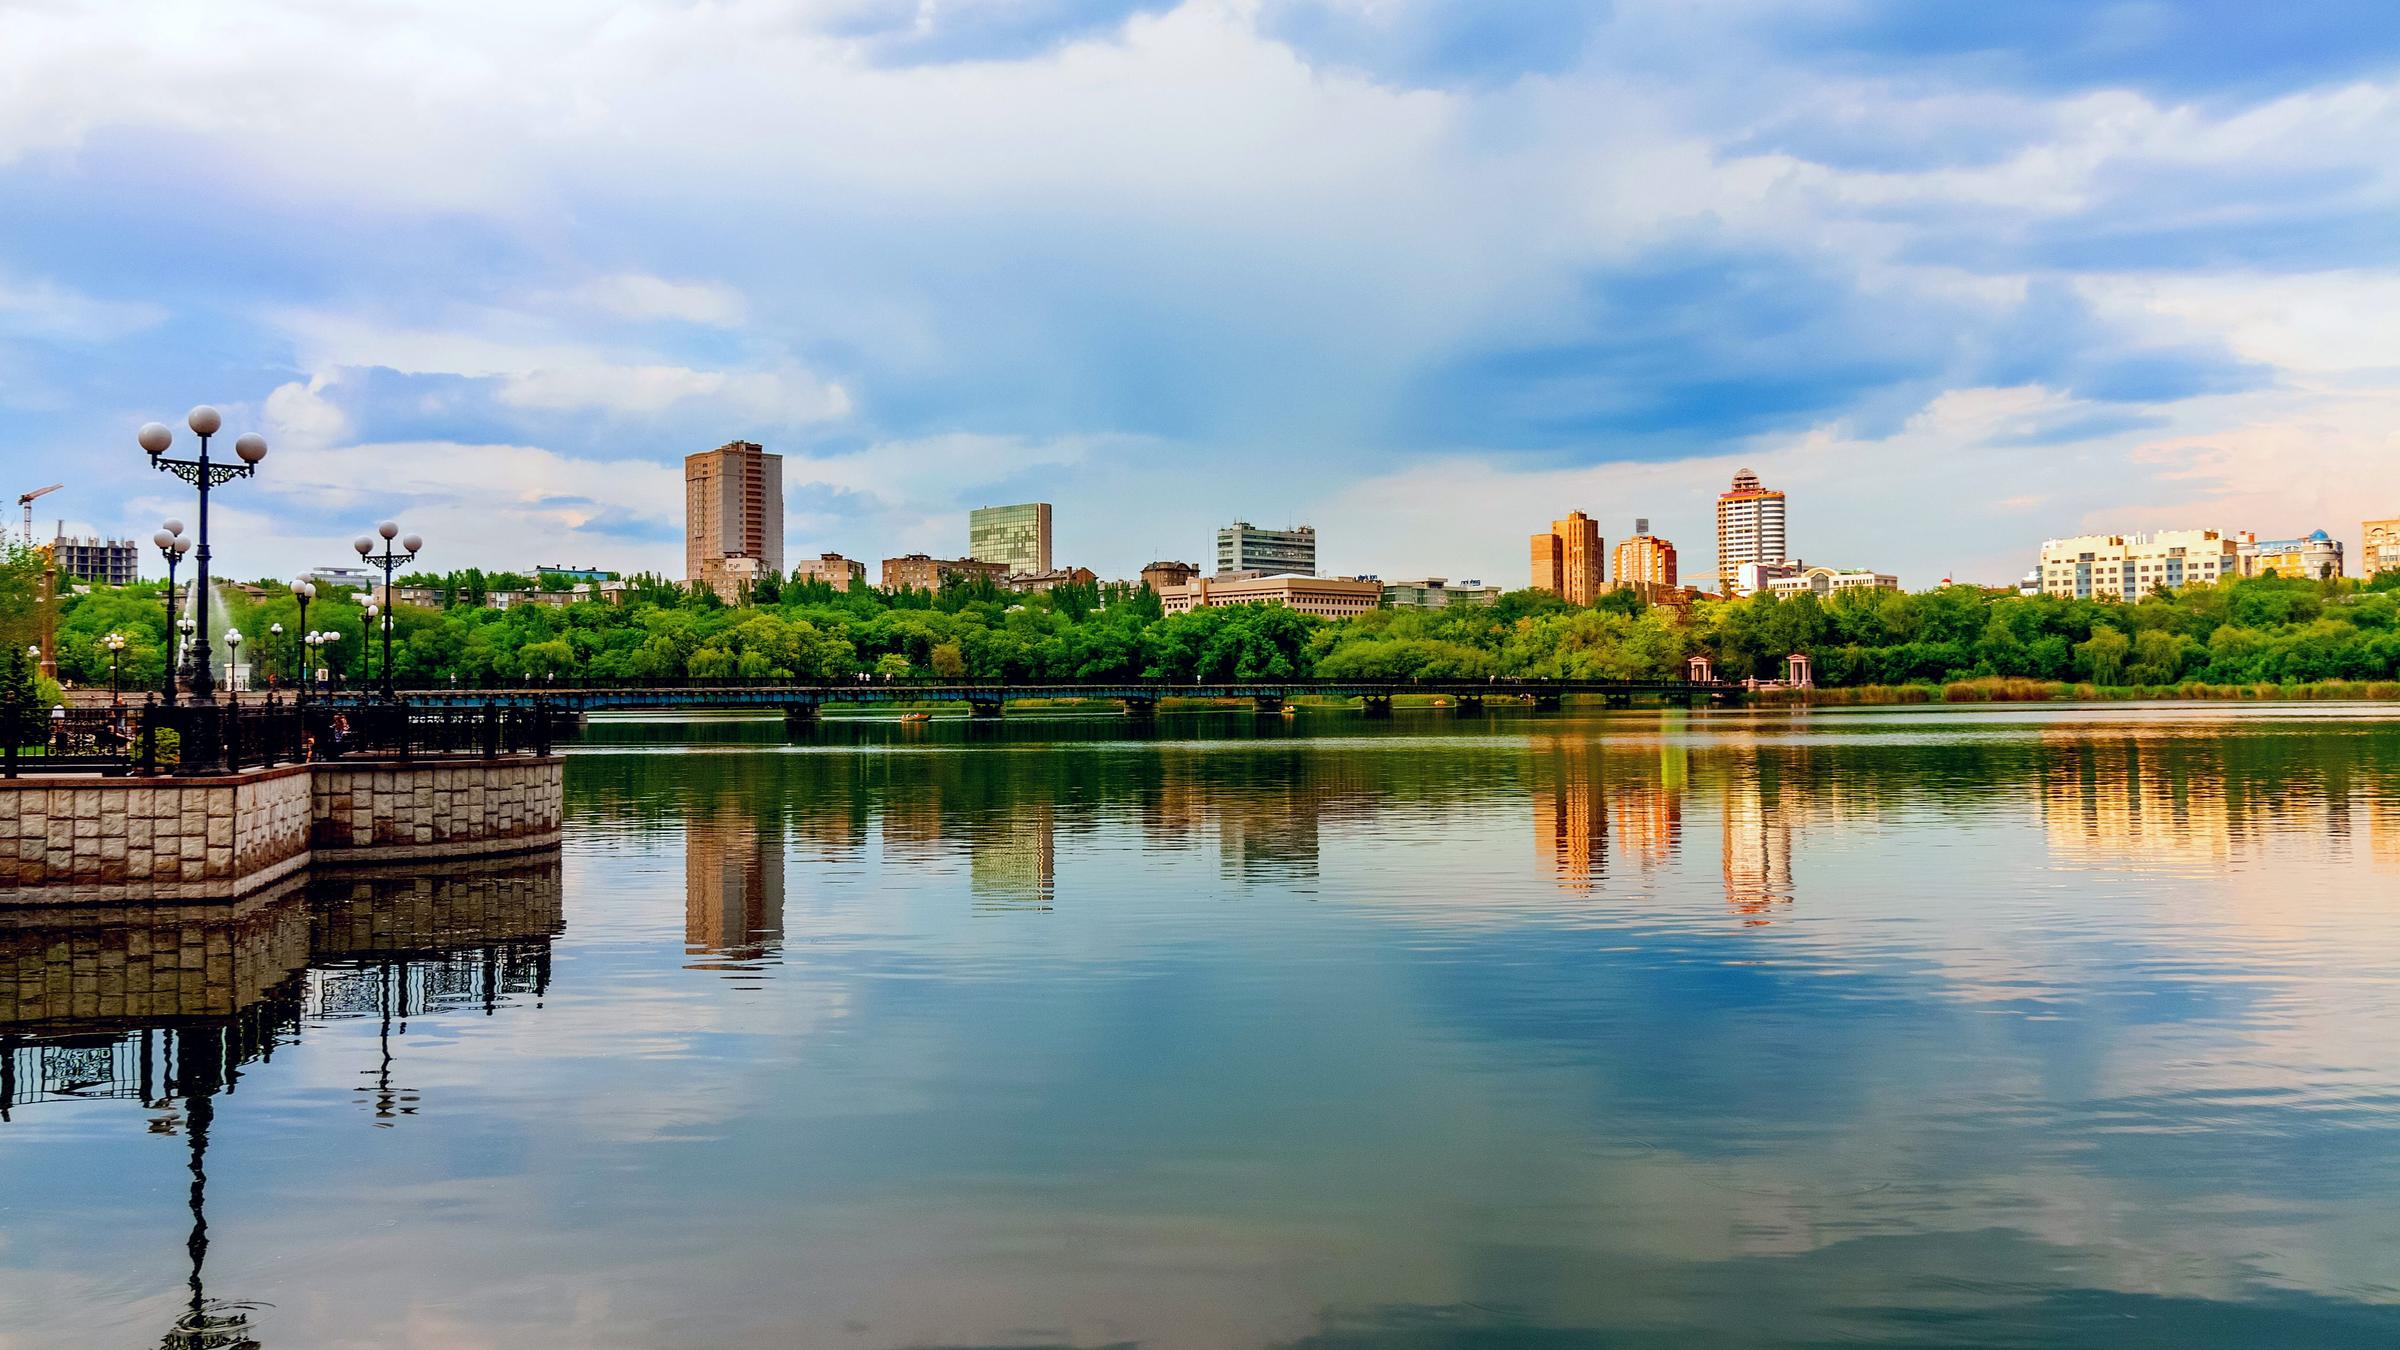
left=1612, top=519, right=1677, bottom=600
left=1714, top=469, right=1787, bottom=596
left=684, top=441, right=784, bottom=588
left=1530, top=510, right=1605, bottom=604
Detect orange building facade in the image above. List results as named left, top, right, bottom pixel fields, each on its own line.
left=1531, top=511, right=1606, bottom=604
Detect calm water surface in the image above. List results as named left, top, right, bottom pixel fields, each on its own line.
left=6, top=704, right=2400, bottom=1347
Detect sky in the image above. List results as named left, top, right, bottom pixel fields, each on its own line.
left=3, top=0, right=2398, bottom=589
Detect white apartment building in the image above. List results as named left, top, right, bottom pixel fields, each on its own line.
left=2035, top=530, right=2239, bottom=600
left=1714, top=469, right=1789, bottom=595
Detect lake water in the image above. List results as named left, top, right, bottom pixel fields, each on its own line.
left=6, top=704, right=2400, bottom=1347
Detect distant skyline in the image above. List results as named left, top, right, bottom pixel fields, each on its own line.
left=5, top=1, right=2399, bottom=587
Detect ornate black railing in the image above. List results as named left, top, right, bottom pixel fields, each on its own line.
left=1, top=697, right=555, bottom=778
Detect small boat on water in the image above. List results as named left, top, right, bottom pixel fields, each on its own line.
left=899, top=711, right=932, bottom=723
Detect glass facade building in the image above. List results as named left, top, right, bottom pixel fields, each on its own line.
left=969, top=502, right=1053, bottom=575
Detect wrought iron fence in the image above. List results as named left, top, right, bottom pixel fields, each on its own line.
left=1, top=696, right=555, bottom=777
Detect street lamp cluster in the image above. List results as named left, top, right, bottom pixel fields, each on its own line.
left=141, top=408, right=264, bottom=703
left=134, top=404, right=427, bottom=707
left=355, top=522, right=420, bottom=699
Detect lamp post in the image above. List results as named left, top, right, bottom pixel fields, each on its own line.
left=291, top=582, right=317, bottom=703
left=353, top=524, right=420, bottom=700
left=153, top=522, right=191, bottom=705
left=223, top=629, right=243, bottom=696
left=140, top=409, right=267, bottom=703
left=175, top=617, right=196, bottom=682
left=267, top=622, right=283, bottom=689
left=360, top=603, right=377, bottom=691
left=103, top=632, right=125, bottom=705
left=319, top=631, right=341, bottom=693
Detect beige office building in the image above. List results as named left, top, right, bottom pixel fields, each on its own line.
left=2035, top=529, right=2239, bottom=600
left=1714, top=469, right=1788, bottom=596
left=1161, top=571, right=1382, bottom=620
left=1141, top=560, right=1200, bottom=593
left=2368, top=519, right=2400, bottom=576
left=1531, top=511, right=1605, bottom=604
left=685, top=441, right=784, bottom=586
left=969, top=502, right=1053, bottom=575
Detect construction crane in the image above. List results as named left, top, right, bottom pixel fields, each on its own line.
left=18, top=483, right=61, bottom=545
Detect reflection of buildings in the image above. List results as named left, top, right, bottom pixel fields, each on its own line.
left=686, top=810, right=786, bottom=967
left=1536, top=744, right=1608, bottom=893
left=1534, top=740, right=1689, bottom=894
left=1721, top=770, right=1793, bottom=920
left=2041, top=742, right=2240, bottom=867
left=0, top=860, right=563, bottom=1343
left=970, top=807, right=1056, bottom=912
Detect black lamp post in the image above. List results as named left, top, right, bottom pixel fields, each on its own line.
left=153, top=522, right=190, bottom=705
left=291, top=581, right=317, bottom=705
left=140, top=408, right=268, bottom=703
left=352, top=523, right=420, bottom=701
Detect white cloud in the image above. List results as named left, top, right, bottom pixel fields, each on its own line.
left=0, top=272, right=167, bottom=342
left=554, top=273, right=749, bottom=327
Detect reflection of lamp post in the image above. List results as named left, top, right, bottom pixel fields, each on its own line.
left=140, top=409, right=268, bottom=702
left=352, top=524, right=420, bottom=700
left=104, top=631, right=126, bottom=705
left=153, top=522, right=190, bottom=705
left=223, top=630, right=243, bottom=696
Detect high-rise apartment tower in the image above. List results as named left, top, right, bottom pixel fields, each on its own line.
left=1714, top=469, right=1787, bottom=596
left=685, top=441, right=784, bottom=585
left=1613, top=518, right=1678, bottom=599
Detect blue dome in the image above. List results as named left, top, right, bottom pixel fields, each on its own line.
left=2308, top=529, right=2332, bottom=541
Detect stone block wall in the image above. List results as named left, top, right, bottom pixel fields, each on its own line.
left=0, top=767, right=314, bottom=902
left=309, top=757, right=564, bottom=859
left=0, top=757, right=563, bottom=905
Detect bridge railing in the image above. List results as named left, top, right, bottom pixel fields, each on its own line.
left=334, top=674, right=1736, bottom=695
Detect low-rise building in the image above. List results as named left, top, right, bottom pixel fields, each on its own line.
left=1140, top=560, right=1200, bottom=593
left=2036, top=530, right=2239, bottom=600
left=1162, top=571, right=1383, bottom=620
left=881, top=553, right=1010, bottom=593
left=697, top=554, right=766, bottom=604
left=793, top=553, right=868, bottom=587
left=2239, top=529, right=2344, bottom=580
left=390, top=585, right=443, bottom=608
left=303, top=564, right=378, bottom=592
left=1382, top=577, right=1502, bottom=610
left=536, top=564, right=614, bottom=585
left=1764, top=566, right=1900, bottom=600
left=1007, top=566, right=1098, bottom=594
left=1729, top=560, right=1802, bottom=599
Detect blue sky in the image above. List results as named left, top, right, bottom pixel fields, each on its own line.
left=3, top=0, right=2397, bottom=587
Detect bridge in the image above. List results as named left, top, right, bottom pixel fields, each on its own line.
left=321, top=677, right=1745, bottom=723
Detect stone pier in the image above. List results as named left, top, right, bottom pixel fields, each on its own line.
left=0, top=756, right=563, bottom=906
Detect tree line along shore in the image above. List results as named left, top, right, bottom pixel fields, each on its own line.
left=18, top=549, right=2400, bottom=704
